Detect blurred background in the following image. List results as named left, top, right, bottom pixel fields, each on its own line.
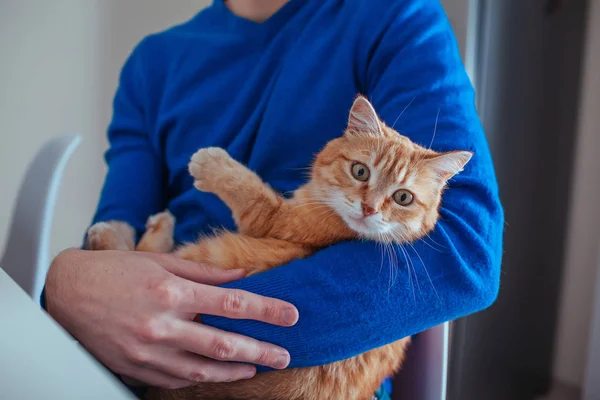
left=0, top=1, right=598, bottom=399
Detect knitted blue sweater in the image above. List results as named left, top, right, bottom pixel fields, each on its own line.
left=90, top=0, right=503, bottom=372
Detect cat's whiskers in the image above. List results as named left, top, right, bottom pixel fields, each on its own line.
left=383, top=240, right=395, bottom=292
left=381, top=232, right=414, bottom=299
left=381, top=241, right=390, bottom=286
left=412, top=149, right=429, bottom=170
left=407, top=241, right=439, bottom=301
left=281, top=102, right=451, bottom=302
left=389, top=242, right=401, bottom=290
left=376, top=233, right=386, bottom=278
left=391, top=96, right=417, bottom=130
left=428, top=108, right=441, bottom=150
left=386, top=227, right=409, bottom=245
left=420, top=236, right=444, bottom=252
left=399, top=241, right=420, bottom=300
left=392, top=227, right=436, bottom=301
left=402, top=247, right=414, bottom=300
left=423, top=232, right=447, bottom=250
left=413, top=108, right=443, bottom=171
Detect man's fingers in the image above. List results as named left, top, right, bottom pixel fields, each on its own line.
left=158, top=254, right=246, bottom=285
left=169, top=321, right=291, bottom=370
left=120, top=368, right=193, bottom=390
left=179, top=283, right=299, bottom=327
left=143, top=349, right=257, bottom=383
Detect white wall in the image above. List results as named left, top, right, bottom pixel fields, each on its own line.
left=0, top=1, right=103, bottom=257
left=552, top=0, right=600, bottom=388
left=0, top=0, right=208, bottom=258
left=440, top=0, right=471, bottom=62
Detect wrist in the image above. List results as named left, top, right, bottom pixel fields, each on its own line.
left=45, top=248, right=84, bottom=319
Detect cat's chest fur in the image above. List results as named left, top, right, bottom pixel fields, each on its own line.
left=267, top=189, right=357, bottom=247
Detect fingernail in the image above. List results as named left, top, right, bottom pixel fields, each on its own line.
left=274, top=353, right=290, bottom=369
left=227, top=269, right=246, bottom=276
left=283, top=308, right=298, bottom=325
left=242, top=368, right=256, bottom=379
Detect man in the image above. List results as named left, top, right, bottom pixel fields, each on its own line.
left=44, top=0, right=504, bottom=398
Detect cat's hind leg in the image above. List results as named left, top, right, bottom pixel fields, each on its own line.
left=85, top=221, right=135, bottom=251
left=136, top=211, right=175, bottom=253
left=188, top=147, right=283, bottom=237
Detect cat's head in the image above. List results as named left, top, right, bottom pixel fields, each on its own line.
left=311, top=95, right=472, bottom=243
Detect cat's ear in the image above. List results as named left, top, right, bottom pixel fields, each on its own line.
left=424, top=150, right=473, bottom=183
left=346, top=95, right=383, bottom=135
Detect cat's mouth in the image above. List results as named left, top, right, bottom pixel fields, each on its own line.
left=327, top=192, right=382, bottom=235
left=348, top=215, right=369, bottom=226
left=341, top=208, right=394, bottom=237
left=345, top=214, right=377, bottom=235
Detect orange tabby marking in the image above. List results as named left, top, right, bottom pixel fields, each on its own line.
left=87, top=95, right=472, bottom=400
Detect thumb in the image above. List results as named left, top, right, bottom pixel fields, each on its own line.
left=159, top=255, right=246, bottom=285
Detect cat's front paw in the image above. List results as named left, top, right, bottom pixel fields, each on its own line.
left=145, top=210, right=175, bottom=234
left=86, top=222, right=132, bottom=251
left=86, top=222, right=116, bottom=250
left=189, top=147, right=236, bottom=192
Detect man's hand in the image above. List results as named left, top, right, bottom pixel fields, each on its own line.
left=45, top=249, right=298, bottom=389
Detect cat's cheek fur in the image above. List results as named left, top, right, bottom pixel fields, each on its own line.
left=406, top=217, right=426, bottom=238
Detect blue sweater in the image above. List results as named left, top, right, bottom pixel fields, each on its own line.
left=91, top=0, right=503, bottom=371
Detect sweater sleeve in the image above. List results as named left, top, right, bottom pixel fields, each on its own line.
left=89, top=43, right=168, bottom=236
left=203, top=0, right=504, bottom=370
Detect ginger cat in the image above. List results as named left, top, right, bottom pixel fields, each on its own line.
left=86, top=95, right=472, bottom=400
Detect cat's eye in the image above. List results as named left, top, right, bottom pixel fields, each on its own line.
left=393, top=189, right=414, bottom=206
left=351, top=162, right=370, bottom=182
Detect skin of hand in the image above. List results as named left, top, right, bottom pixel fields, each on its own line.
left=45, top=248, right=299, bottom=389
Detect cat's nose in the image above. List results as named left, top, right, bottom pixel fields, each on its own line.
left=361, top=203, right=378, bottom=217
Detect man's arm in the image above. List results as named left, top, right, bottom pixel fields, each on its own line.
left=201, top=0, right=504, bottom=370
left=43, top=41, right=301, bottom=388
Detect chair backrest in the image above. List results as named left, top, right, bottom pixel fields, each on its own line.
left=0, top=135, right=81, bottom=301
left=392, top=322, right=449, bottom=400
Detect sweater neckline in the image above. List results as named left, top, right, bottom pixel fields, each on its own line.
left=211, top=0, right=306, bottom=37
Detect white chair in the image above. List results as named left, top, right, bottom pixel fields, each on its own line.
left=0, top=135, right=449, bottom=400
left=393, top=322, right=449, bottom=400
left=1, top=135, right=81, bottom=302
